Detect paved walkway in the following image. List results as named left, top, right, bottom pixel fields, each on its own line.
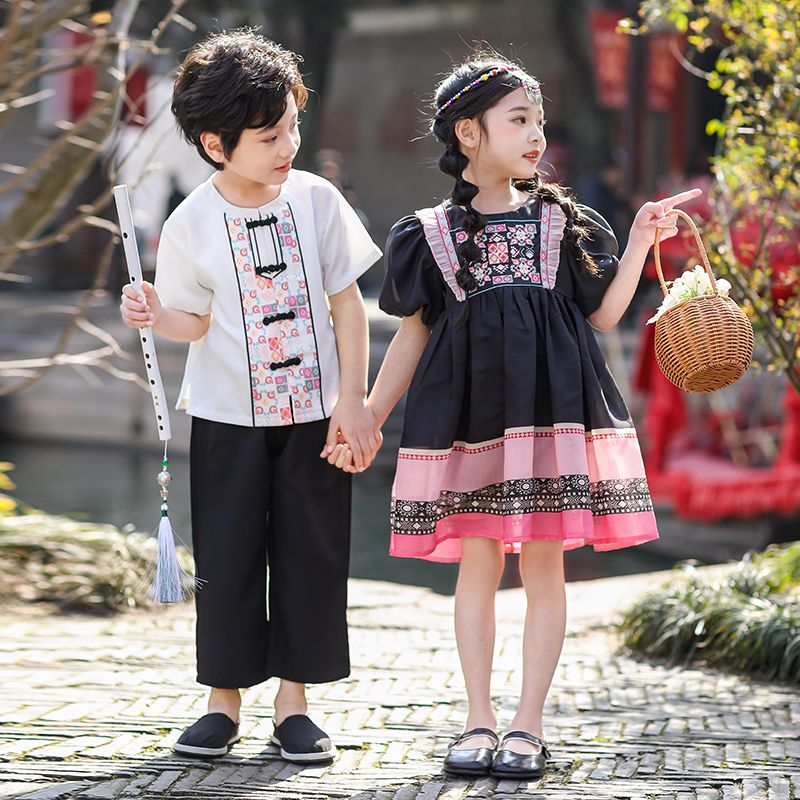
left=0, top=572, right=798, bottom=799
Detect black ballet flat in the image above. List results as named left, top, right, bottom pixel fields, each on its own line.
left=490, top=730, right=551, bottom=779
left=442, top=727, right=499, bottom=776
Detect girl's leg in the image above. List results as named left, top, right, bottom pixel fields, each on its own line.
left=507, top=540, right=566, bottom=752
left=451, top=536, right=505, bottom=749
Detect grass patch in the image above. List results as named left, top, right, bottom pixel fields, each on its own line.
left=0, top=513, right=193, bottom=612
left=618, top=542, right=800, bottom=683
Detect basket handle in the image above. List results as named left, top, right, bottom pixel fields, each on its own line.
left=653, top=207, right=717, bottom=297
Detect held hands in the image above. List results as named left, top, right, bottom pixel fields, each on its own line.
left=320, top=396, right=383, bottom=473
left=120, top=281, right=161, bottom=328
left=629, top=188, right=703, bottom=249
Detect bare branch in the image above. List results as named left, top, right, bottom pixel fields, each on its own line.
left=0, top=0, right=25, bottom=81
left=0, top=1, right=90, bottom=50
left=0, top=270, right=32, bottom=283
left=0, top=88, right=56, bottom=114
left=0, top=0, right=188, bottom=277
left=91, top=359, right=149, bottom=389
left=75, top=317, right=130, bottom=358
left=0, top=163, right=27, bottom=175
left=0, top=0, right=191, bottom=398
left=0, top=234, right=116, bottom=397
left=0, top=343, right=117, bottom=370
left=5, top=2, right=46, bottom=99
left=71, top=363, right=105, bottom=388
left=669, top=37, right=713, bottom=81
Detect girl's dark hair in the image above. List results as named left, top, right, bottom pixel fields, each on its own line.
left=432, top=54, right=599, bottom=295
left=172, top=29, right=308, bottom=170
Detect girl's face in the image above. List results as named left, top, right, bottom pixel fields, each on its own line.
left=458, top=86, right=546, bottom=181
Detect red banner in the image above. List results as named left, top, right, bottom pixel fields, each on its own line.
left=647, top=34, right=684, bottom=112
left=588, top=10, right=631, bottom=109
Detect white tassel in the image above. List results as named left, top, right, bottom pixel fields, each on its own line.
left=148, top=454, right=199, bottom=603
left=149, top=504, right=198, bottom=603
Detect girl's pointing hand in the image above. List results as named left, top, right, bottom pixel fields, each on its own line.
left=629, top=188, right=703, bottom=249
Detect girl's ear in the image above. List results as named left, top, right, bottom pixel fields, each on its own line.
left=200, top=131, right=226, bottom=166
left=454, top=117, right=479, bottom=149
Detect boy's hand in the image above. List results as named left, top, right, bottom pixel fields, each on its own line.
left=120, top=281, right=162, bottom=328
left=329, top=440, right=356, bottom=472
left=320, top=396, right=382, bottom=472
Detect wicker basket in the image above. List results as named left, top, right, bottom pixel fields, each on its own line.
left=653, top=208, right=753, bottom=393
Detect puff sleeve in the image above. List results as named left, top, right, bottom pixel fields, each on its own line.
left=378, top=215, right=447, bottom=327
left=565, top=205, right=619, bottom=318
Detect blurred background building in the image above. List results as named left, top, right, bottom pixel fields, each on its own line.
left=0, top=0, right=724, bottom=287
left=2, top=0, right=793, bottom=593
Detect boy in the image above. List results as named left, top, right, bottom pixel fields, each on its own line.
left=120, top=29, right=382, bottom=761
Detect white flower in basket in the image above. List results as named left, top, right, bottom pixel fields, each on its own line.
left=647, top=263, right=732, bottom=324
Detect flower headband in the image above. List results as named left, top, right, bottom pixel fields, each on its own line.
left=435, top=65, right=542, bottom=117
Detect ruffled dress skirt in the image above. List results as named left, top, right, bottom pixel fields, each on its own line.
left=389, top=286, right=659, bottom=562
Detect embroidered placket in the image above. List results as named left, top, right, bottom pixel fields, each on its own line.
left=226, top=207, right=323, bottom=425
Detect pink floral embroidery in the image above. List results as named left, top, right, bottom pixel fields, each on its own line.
left=226, top=208, right=323, bottom=425
left=451, top=218, right=543, bottom=292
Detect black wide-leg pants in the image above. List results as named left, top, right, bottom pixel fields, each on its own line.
left=190, top=416, right=352, bottom=688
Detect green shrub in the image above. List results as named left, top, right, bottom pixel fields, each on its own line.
left=619, top=543, right=800, bottom=683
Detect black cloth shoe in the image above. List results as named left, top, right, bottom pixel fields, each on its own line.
left=491, top=730, right=550, bottom=779
left=172, top=712, right=240, bottom=757
left=442, top=727, right=499, bottom=776
left=271, top=714, right=336, bottom=763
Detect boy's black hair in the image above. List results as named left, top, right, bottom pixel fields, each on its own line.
left=172, top=29, right=308, bottom=170
left=432, top=50, right=599, bottom=298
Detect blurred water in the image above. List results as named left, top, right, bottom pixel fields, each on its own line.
left=2, top=440, right=676, bottom=595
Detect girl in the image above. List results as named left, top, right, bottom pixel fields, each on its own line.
left=331, top=54, right=698, bottom=778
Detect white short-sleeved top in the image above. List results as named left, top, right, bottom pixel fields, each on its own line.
left=154, top=169, right=382, bottom=427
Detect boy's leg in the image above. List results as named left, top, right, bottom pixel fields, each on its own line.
left=190, top=417, right=272, bottom=692
left=265, top=418, right=352, bottom=686
left=262, top=418, right=350, bottom=762
left=174, top=417, right=272, bottom=756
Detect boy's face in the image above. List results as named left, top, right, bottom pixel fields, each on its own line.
left=203, top=91, right=301, bottom=184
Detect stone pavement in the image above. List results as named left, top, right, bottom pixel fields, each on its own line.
left=0, top=572, right=798, bottom=800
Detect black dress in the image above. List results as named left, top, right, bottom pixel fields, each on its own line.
left=379, top=195, right=658, bottom=562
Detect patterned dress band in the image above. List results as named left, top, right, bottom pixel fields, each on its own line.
left=435, top=65, right=542, bottom=117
